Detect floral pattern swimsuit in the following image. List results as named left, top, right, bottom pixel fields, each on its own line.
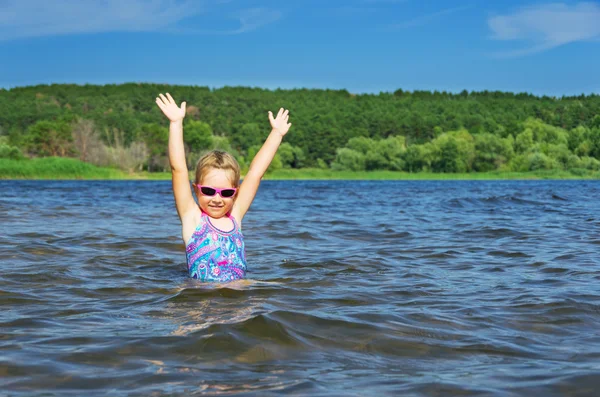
left=185, top=212, right=247, bottom=282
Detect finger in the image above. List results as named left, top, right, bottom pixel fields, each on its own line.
left=282, top=109, right=289, bottom=118
left=268, top=111, right=274, bottom=124
left=277, top=108, right=284, bottom=118
left=166, top=93, right=175, bottom=104
left=287, top=123, right=292, bottom=128
left=155, top=98, right=166, bottom=110
left=181, top=101, right=186, bottom=113
left=159, top=93, right=168, bottom=104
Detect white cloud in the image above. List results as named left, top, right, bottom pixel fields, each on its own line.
left=0, top=0, right=280, bottom=41
left=488, top=2, right=600, bottom=57
left=167, top=7, right=282, bottom=35
left=230, top=8, right=282, bottom=34
left=329, top=0, right=409, bottom=17
left=389, top=5, right=472, bottom=29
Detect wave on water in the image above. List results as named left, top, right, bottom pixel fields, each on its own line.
left=2, top=180, right=600, bottom=395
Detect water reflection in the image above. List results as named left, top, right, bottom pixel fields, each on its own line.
left=168, top=280, right=273, bottom=337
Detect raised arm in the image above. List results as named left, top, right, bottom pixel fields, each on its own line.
left=232, top=108, right=291, bottom=222
left=155, top=93, right=196, bottom=221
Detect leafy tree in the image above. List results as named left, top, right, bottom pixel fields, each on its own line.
left=141, top=123, right=168, bottom=171
left=278, top=142, right=306, bottom=168
left=404, top=144, right=427, bottom=172
left=375, top=135, right=406, bottom=170
left=6, top=126, right=25, bottom=148
left=331, top=148, right=366, bottom=171
left=0, top=144, right=24, bottom=159
left=473, top=133, right=514, bottom=171
left=365, top=150, right=388, bottom=171
left=433, top=138, right=462, bottom=172
left=211, top=135, right=232, bottom=152
left=316, top=158, right=328, bottom=169
left=515, top=129, right=534, bottom=153
left=102, top=112, right=140, bottom=145
left=589, top=127, right=600, bottom=159
left=233, top=123, right=263, bottom=152
left=25, top=120, right=73, bottom=156
left=575, top=140, right=592, bottom=157
left=545, top=144, right=572, bottom=169
left=568, top=126, right=587, bottom=152
left=184, top=120, right=214, bottom=152
left=511, top=152, right=558, bottom=171
left=527, top=152, right=558, bottom=171
left=431, top=130, right=475, bottom=172
left=3, top=83, right=600, bottom=173
left=579, top=156, right=600, bottom=170
left=278, top=143, right=294, bottom=168
left=346, top=136, right=376, bottom=154
left=523, top=118, right=568, bottom=145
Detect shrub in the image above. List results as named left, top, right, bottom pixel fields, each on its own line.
left=331, top=148, right=366, bottom=171
left=0, top=144, right=24, bottom=160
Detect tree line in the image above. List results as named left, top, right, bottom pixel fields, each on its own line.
left=1, top=83, right=599, bottom=173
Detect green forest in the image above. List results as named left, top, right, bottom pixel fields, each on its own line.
left=1, top=83, right=600, bottom=177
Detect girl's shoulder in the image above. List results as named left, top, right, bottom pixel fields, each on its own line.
left=186, top=206, right=204, bottom=225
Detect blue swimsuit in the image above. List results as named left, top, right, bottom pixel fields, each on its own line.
left=185, top=212, right=247, bottom=282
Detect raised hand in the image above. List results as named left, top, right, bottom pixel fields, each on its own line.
left=268, top=108, right=292, bottom=137
left=155, top=93, right=187, bottom=122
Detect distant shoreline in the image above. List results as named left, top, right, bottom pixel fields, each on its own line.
left=1, top=158, right=599, bottom=180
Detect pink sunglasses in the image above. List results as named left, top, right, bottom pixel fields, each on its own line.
left=195, top=185, right=237, bottom=198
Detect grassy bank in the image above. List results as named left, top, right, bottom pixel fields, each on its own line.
left=264, top=168, right=600, bottom=180
left=0, top=157, right=136, bottom=179
left=2, top=158, right=599, bottom=180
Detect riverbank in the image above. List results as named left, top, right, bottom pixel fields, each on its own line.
left=266, top=168, right=600, bottom=180
left=1, top=157, right=599, bottom=180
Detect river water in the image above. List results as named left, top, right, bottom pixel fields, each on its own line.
left=1, top=180, right=599, bottom=396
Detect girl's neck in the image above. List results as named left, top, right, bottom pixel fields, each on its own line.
left=202, top=209, right=231, bottom=220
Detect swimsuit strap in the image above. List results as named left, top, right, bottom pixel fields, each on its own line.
left=229, top=213, right=240, bottom=231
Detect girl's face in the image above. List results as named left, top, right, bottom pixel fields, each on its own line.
left=195, top=168, right=237, bottom=218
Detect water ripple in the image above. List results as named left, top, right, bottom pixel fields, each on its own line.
left=1, top=180, right=600, bottom=396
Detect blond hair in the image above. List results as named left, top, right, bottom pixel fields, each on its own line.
left=194, top=150, right=241, bottom=187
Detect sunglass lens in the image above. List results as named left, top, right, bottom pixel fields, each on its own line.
left=200, top=187, right=216, bottom=196
left=221, top=189, right=236, bottom=198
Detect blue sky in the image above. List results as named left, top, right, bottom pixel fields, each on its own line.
left=1, top=0, right=599, bottom=95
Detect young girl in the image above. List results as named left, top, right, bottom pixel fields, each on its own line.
left=155, top=93, right=291, bottom=282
